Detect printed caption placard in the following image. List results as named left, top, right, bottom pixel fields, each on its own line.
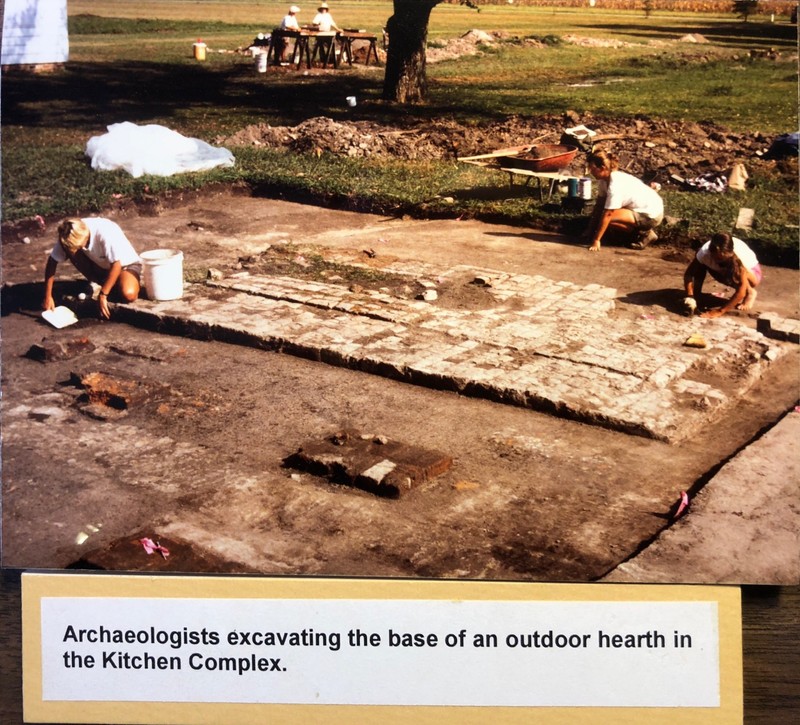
left=23, top=574, right=743, bottom=725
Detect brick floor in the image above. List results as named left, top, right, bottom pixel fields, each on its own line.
left=117, top=263, right=788, bottom=443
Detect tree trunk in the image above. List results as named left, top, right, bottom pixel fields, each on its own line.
left=382, top=0, right=439, bottom=104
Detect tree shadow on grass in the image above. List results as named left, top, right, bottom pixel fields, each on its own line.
left=0, top=58, right=557, bottom=136
left=0, top=60, right=390, bottom=132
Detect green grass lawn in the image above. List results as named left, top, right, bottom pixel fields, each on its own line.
left=2, top=2, right=797, bottom=262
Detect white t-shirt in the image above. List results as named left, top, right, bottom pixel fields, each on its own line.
left=280, top=14, right=300, bottom=30
left=599, top=170, right=664, bottom=219
left=50, top=218, right=140, bottom=269
left=696, top=237, right=758, bottom=272
left=313, top=12, right=337, bottom=31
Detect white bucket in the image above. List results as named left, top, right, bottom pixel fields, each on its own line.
left=256, top=51, right=268, bottom=73
left=578, top=177, right=592, bottom=200
left=141, top=249, right=184, bottom=301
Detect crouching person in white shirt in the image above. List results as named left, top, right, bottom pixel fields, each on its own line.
left=683, top=232, right=762, bottom=318
left=583, top=150, right=664, bottom=251
left=43, top=217, right=142, bottom=320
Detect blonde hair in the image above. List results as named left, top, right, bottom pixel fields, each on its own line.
left=58, top=218, right=90, bottom=254
left=586, top=150, right=619, bottom=172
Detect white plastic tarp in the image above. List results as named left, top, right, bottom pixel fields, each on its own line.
left=85, top=122, right=235, bottom=178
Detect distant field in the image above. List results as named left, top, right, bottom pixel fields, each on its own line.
left=67, top=0, right=795, bottom=40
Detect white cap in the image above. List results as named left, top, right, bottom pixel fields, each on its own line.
left=289, top=5, right=300, bottom=12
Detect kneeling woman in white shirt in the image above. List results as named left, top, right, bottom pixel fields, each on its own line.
left=684, top=232, right=762, bottom=318
left=43, top=217, right=141, bottom=320
left=584, top=150, right=664, bottom=252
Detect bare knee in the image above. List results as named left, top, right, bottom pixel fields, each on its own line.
left=117, top=276, right=140, bottom=303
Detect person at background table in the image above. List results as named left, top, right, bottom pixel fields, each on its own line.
left=683, top=232, right=762, bottom=318
left=278, top=6, right=302, bottom=62
left=312, top=3, right=341, bottom=32
left=583, top=150, right=664, bottom=252
left=280, top=5, right=301, bottom=30
left=43, top=218, right=141, bottom=320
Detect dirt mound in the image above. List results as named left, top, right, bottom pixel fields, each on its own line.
left=425, top=29, right=545, bottom=63
left=220, top=113, right=781, bottom=181
left=221, top=116, right=459, bottom=160
left=562, top=34, right=635, bottom=48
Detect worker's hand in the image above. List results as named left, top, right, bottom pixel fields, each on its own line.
left=588, top=241, right=601, bottom=252
left=700, top=308, right=724, bottom=319
left=98, top=294, right=111, bottom=320
left=42, top=295, right=55, bottom=312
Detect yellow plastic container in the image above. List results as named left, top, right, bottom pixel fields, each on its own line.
left=193, top=40, right=207, bottom=61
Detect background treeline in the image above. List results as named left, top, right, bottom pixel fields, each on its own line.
left=441, top=0, right=796, bottom=15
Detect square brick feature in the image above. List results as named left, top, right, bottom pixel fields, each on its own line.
left=284, top=429, right=453, bottom=497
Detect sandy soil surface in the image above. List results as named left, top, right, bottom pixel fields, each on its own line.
left=2, top=193, right=798, bottom=583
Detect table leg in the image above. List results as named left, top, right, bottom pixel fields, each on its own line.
left=273, top=35, right=288, bottom=64
left=339, top=37, right=353, bottom=66
left=365, top=39, right=378, bottom=65
left=321, top=38, right=336, bottom=68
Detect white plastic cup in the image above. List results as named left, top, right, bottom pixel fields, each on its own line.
left=346, top=96, right=357, bottom=107
left=256, top=51, right=268, bottom=73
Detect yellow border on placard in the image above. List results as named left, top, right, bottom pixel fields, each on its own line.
left=22, top=573, right=742, bottom=725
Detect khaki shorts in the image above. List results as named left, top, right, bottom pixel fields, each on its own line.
left=632, top=211, right=663, bottom=231
left=124, top=262, right=143, bottom=279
